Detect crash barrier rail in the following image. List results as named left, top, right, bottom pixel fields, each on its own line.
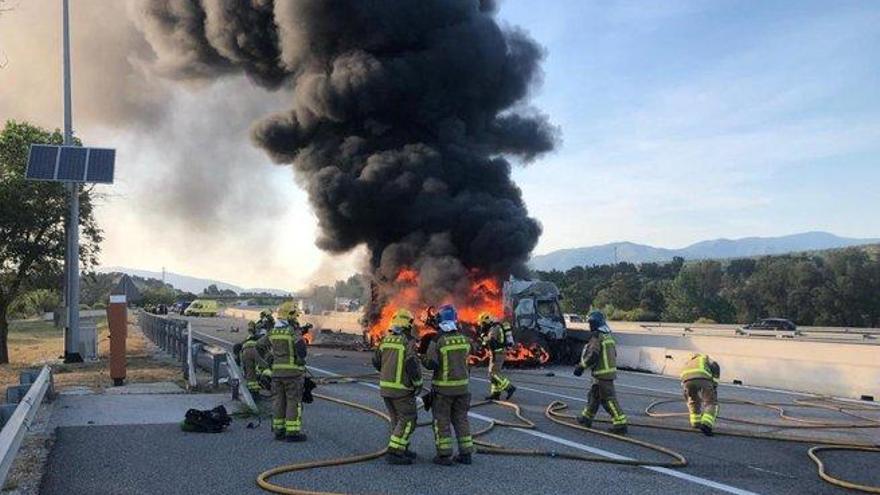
left=611, top=331, right=880, bottom=400
left=569, top=320, right=880, bottom=342
left=0, top=366, right=52, bottom=488
left=137, top=312, right=257, bottom=412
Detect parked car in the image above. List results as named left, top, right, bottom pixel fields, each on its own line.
left=184, top=299, right=220, bottom=317
left=739, top=318, right=799, bottom=337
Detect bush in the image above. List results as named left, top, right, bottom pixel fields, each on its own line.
left=92, top=302, right=107, bottom=310
left=694, top=317, right=717, bottom=324
left=79, top=304, right=91, bottom=311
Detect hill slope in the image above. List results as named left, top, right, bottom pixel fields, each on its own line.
left=530, top=232, right=880, bottom=271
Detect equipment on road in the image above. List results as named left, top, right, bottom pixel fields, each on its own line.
left=180, top=405, right=231, bottom=433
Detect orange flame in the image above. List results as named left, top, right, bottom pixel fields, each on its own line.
left=369, top=267, right=550, bottom=367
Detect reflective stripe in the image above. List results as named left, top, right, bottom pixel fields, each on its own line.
left=379, top=338, right=414, bottom=390
left=435, top=338, right=470, bottom=387
left=242, top=340, right=258, bottom=348
left=680, top=354, right=713, bottom=380
left=269, top=329, right=305, bottom=371
left=593, top=337, right=616, bottom=376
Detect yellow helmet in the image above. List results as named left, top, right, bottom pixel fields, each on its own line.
left=287, top=308, right=301, bottom=321
left=477, top=312, right=497, bottom=326
left=390, top=308, right=415, bottom=329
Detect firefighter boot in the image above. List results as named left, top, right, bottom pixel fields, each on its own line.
left=432, top=456, right=454, bottom=466
left=484, top=392, right=501, bottom=401
left=505, top=385, right=517, bottom=400
left=699, top=424, right=714, bottom=437
left=386, top=452, right=413, bottom=465
left=286, top=432, right=308, bottom=442
left=454, top=453, right=472, bottom=465
left=403, top=449, right=418, bottom=460
left=274, top=429, right=285, bottom=441
left=610, top=424, right=628, bottom=435
left=577, top=415, right=593, bottom=428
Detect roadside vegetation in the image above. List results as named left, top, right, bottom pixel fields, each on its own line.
left=537, top=245, right=880, bottom=327
left=0, top=318, right=181, bottom=395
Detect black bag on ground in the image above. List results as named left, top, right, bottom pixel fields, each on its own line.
left=181, top=405, right=232, bottom=433
left=302, top=377, right=317, bottom=404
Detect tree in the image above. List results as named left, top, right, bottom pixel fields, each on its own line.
left=0, top=121, right=103, bottom=363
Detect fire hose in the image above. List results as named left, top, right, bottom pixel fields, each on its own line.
left=255, top=374, right=880, bottom=495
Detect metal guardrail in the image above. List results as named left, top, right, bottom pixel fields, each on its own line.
left=138, top=312, right=257, bottom=412
left=0, top=366, right=52, bottom=487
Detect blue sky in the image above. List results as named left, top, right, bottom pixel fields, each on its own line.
left=498, top=0, right=880, bottom=254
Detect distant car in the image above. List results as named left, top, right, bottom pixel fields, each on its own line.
left=184, top=299, right=220, bottom=317
left=740, top=318, right=799, bottom=337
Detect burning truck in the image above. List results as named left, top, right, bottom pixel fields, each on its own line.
left=367, top=272, right=582, bottom=366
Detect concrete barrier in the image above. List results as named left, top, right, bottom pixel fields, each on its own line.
left=612, top=331, right=879, bottom=400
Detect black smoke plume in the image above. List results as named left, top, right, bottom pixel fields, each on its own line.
left=132, top=0, right=558, bottom=312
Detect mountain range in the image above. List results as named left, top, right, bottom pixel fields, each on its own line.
left=96, top=266, right=290, bottom=296
left=529, top=232, right=880, bottom=272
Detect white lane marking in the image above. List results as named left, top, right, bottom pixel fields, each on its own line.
left=308, top=365, right=761, bottom=495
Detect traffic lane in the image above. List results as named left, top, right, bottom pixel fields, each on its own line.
left=41, top=395, right=390, bottom=495
left=470, top=368, right=877, bottom=494
left=297, top=381, right=715, bottom=495
left=307, top=352, right=869, bottom=494
left=308, top=358, right=767, bottom=495
left=500, top=368, right=880, bottom=445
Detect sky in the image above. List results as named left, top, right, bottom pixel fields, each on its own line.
left=1, top=0, right=878, bottom=290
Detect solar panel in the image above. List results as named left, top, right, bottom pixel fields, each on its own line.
left=85, top=148, right=115, bottom=183
left=26, top=145, right=60, bottom=180
left=25, top=144, right=115, bottom=184
left=56, top=146, right=87, bottom=181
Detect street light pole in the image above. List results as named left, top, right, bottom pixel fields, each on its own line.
left=62, top=0, right=82, bottom=362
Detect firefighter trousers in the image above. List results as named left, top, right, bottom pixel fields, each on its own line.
left=581, top=379, right=627, bottom=426
left=241, top=348, right=260, bottom=393
left=383, top=395, right=417, bottom=454
left=432, top=392, right=473, bottom=457
left=683, top=378, right=719, bottom=428
left=488, top=351, right=512, bottom=395
left=272, top=375, right=304, bottom=434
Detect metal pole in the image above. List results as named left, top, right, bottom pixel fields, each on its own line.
left=62, top=0, right=82, bottom=363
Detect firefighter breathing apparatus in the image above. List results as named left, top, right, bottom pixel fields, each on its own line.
left=253, top=368, right=880, bottom=495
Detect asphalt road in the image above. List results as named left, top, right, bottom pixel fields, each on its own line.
left=41, top=334, right=880, bottom=494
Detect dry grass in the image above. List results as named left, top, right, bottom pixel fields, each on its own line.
left=1, top=317, right=183, bottom=396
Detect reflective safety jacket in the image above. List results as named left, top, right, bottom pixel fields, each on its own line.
left=372, top=333, right=423, bottom=398
left=259, top=327, right=307, bottom=378
left=482, top=323, right=506, bottom=352
left=680, top=354, right=721, bottom=383
left=425, top=332, right=472, bottom=396
left=580, top=333, right=617, bottom=380
left=241, top=334, right=269, bottom=366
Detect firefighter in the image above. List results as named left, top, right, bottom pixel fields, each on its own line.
left=424, top=304, right=474, bottom=466
left=573, top=311, right=628, bottom=434
left=680, top=353, right=721, bottom=436
left=477, top=312, right=516, bottom=401
left=258, top=309, right=275, bottom=332
left=259, top=319, right=308, bottom=442
left=372, top=308, right=423, bottom=465
left=240, top=320, right=269, bottom=397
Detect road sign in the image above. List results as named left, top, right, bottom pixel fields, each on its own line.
left=26, top=144, right=115, bottom=184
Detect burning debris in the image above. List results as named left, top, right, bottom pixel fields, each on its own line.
left=131, top=1, right=559, bottom=355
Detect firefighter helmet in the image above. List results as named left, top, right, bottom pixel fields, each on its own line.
left=391, top=308, right=415, bottom=329
left=477, top=312, right=497, bottom=327
left=438, top=304, right=458, bottom=332
left=587, top=310, right=607, bottom=331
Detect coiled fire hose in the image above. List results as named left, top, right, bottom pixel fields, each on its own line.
left=256, top=374, right=880, bottom=495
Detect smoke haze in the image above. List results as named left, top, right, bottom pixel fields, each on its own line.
left=131, top=0, right=558, bottom=307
